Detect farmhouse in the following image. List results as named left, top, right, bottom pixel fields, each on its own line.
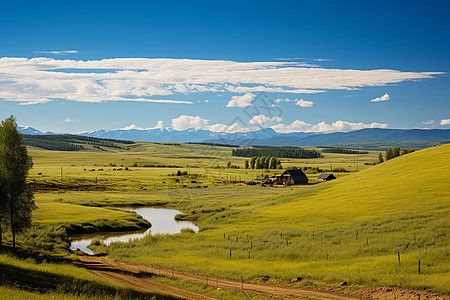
left=274, top=169, right=309, bottom=185
left=318, top=173, right=336, bottom=181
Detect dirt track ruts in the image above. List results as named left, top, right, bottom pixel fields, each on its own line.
left=78, top=255, right=357, bottom=299
left=78, top=255, right=449, bottom=300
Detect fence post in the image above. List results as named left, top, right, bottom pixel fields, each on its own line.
left=241, top=275, right=243, bottom=291
left=418, top=259, right=421, bottom=275
left=398, top=252, right=401, bottom=265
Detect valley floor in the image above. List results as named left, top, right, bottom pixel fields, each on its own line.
left=1, top=142, right=449, bottom=299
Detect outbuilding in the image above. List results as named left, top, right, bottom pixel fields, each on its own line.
left=275, top=169, right=309, bottom=185
left=318, top=173, right=336, bottom=181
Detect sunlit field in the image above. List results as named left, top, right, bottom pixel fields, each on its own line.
left=5, top=142, right=448, bottom=295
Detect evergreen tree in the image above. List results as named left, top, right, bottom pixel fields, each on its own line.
left=377, top=152, right=384, bottom=164
left=255, top=157, right=261, bottom=169
left=269, top=157, right=277, bottom=169
left=250, top=156, right=257, bottom=169
left=260, top=156, right=267, bottom=169
left=385, top=148, right=393, bottom=160
left=401, top=148, right=414, bottom=155
left=244, top=160, right=249, bottom=170
left=0, top=115, right=35, bottom=248
left=393, top=147, right=400, bottom=157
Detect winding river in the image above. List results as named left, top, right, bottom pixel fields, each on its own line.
left=70, top=207, right=199, bottom=255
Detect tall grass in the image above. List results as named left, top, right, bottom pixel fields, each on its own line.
left=0, top=252, right=173, bottom=299
left=107, top=145, right=450, bottom=293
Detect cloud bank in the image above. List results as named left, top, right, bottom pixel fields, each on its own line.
left=169, top=114, right=387, bottom=134
left=0, top=57, right=442, bottom=105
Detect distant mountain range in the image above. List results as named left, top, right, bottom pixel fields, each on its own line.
left=236, top=128, right=450, bottom=147
left=18, top=126, right=450, bottom=147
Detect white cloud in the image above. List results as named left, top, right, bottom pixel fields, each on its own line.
left=64, top=117, right=73, bottom=123
left=169, top=115, right=250, bottom=133
left=33, top=50, right=79, bottom=55
left=312, top=58, right=334, bottom=62
left=271, top=120, right=388, bottom=133
left=440, top=119, right=450, bottom=126
left=295, top=99, right=314, bottom=107
left=171, top=115, right=210, bottom=131
left=249, top=114, right=282, bottom=127
left=0, top=57, right=441, bottom=105
left=275, top=98, right=296, bottom=103
left=120, top=121, right=164, bottom=131
left=226, top=93, right=255, bottom=108
left=370, top=93, right=390, bottom=102
left=158, top=114, right=389, bottom=134
left=16, top=98, right=53, bottom=105
left=209, top=122, right=247, bottom=133
left=153, top=120, right=164, bottom=129
left=271, top=120, right=314, bottom=133
left=422, top=120, right=434, bottom=125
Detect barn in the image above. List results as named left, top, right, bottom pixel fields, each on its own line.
left=275, top=169, right=309, bottom=185
left=318, top=173, right=336, bottom=181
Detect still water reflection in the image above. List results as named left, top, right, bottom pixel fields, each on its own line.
left=70, top=207, right=198, bottom=255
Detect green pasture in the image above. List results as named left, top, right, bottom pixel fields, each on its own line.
left=27, top=142, right=379, bottom=192
left=5, top=141, right=447, bottom=295
left=103, top=144, right=450, bottom=293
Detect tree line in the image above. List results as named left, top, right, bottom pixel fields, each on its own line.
left=23, top=135, right=85, bottom=151
left=377, top=147, right=415, bottom=163
left=22, top=134, right=134, bottom=151
left=0, top=116, right=35, bottom=249
left=321, top=147, right=368, bottom=154
left=245, top=156, right=282, bottom=169
left=187, top=142, right=239, bottom=148
left=232, top=146, right=322, bottom=159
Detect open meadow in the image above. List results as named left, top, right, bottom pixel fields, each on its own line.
left=1, top=141, right=449, bottom=298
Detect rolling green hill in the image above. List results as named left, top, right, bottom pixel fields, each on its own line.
left=107, top=144, right=450, bottom=292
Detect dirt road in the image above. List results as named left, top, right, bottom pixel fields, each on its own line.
left=78, top=255, right=448, bottom=300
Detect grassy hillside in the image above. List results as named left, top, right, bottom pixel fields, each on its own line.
left=106, top=144, right=450, bottom=292
left=0, top=251, right=174, bottom=299
left=4, top=141, right=447, bottom=297
left=262, top=144, right=450, bottom=226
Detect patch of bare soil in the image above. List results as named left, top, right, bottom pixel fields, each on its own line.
left=350, top=286, right=449, bottom=300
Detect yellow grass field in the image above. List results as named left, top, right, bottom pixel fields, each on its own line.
left=3, top=142, right=449, bottom=296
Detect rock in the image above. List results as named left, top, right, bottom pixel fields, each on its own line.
left=261, top=275, right=270, bottom=282
left=290, top=276, right=302, bottom=283
left=340, top=281, right=348, bottom=286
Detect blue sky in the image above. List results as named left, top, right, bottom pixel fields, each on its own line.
left=0, top=0, right=449, bottom=133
